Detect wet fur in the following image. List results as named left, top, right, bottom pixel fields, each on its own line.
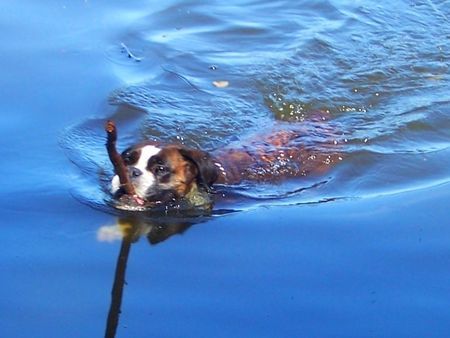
left=111, top=117, right=340, bottom=205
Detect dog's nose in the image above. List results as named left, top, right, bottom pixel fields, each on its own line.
left=130, top=167, right=143, bottom=178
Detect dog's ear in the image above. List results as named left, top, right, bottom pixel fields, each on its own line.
left=178, top=148, right=218, bottom=192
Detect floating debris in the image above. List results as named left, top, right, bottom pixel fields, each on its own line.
left=120, top=42, right=142, bottom=62
left=213, top=80, right=229, bottom=88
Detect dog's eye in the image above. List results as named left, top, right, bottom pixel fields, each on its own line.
left=153, top=165, right=169, bottom=175
left=122, top=150, right=139, bottom=165
left=148, top=156, right=170, bottom=175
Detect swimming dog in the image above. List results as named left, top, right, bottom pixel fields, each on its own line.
left=109, top=114, right=341, bottom=208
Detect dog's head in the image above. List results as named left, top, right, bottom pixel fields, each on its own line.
left=110, top=142, right=218, bottom=206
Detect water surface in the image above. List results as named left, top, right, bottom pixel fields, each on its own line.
left=1, top=0, right=450, bottom=337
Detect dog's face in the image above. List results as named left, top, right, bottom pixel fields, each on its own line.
left=111, top=142, right=218, bottom=204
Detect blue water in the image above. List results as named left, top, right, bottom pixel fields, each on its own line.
left=1, top=0, right=450, bottom=337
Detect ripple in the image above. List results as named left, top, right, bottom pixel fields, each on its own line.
left=62, top=0, right=450, bottom=214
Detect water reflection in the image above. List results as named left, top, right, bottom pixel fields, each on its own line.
left=101, top=216, right=208, bottom=338
left=98, top=216, right=203, bottom=245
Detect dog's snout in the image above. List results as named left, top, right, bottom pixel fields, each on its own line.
left=130, top=167, right=143, bottom=178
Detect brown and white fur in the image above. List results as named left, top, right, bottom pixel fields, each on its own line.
left=111, top=120, right=341, bottom=205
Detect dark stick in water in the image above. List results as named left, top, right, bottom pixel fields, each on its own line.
left=105, top=120, right=144, bottom=205
left=104, top=237, right=132, bottom=338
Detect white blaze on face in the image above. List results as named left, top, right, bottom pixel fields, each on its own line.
left=110, top=145, right=161, bottom=198
left=133, top=145, right=161, bottom=197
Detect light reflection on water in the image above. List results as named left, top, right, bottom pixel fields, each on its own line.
left=2, top=0, right=450, bottom=337
left=62, top=0, right=450, bottom=214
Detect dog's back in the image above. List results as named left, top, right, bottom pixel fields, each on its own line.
left=213, top=114, right=342, bottom=184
